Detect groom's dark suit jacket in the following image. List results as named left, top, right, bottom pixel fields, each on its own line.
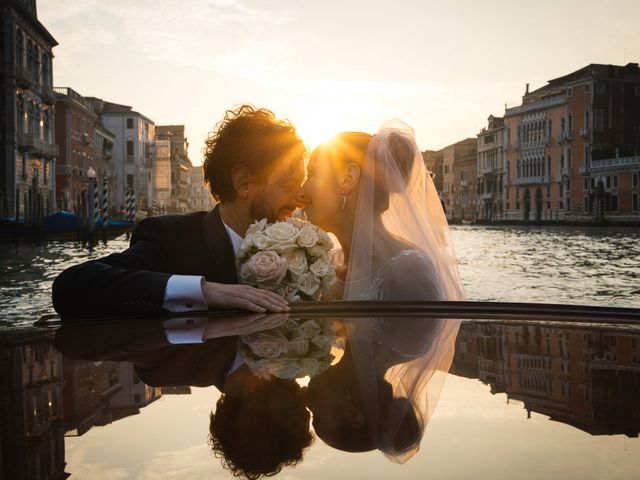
left=52, top=205, right=238, bottom=316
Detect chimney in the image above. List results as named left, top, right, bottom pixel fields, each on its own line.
left=525, top=83, right=530, bottom=94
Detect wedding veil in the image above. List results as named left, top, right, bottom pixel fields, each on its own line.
left=341, top=120, right=464, bottom=463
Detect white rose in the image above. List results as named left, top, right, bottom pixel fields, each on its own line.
left=240, top=250, right=288, bottom=289
left=321, top=271, right=337, bottom=291
left=299, top=358, right=322, bottom=377
left=246, top=218, right=268, bottom=235
left=296, top=271, right=320, bottom=296
left=274, top=283, right=302, bottom=303
left=317, top=229, right=333, bottom=249
left=294, top=319, right=322, bottom=339
left=297, top=225, right=319, bottom=248
left=242, top=331, right=289, bottom=358
left=253, top=232, right=269, bottom=250
left=306, top=245, right=330, bottom=262
left=264, top=222, right=298, bottom=249
left=283, top=249, right=308, bottom=275
left=310, top=334, right=333, bottom=353
left=265, top=358, right=301, bottom=380
left=309, top=259, right=333, bottom=278
left=288, top=336, right=310, bottom=356
left=238, top=236, right=254, bottom=260
left=285, top=217, right=306, bottom=229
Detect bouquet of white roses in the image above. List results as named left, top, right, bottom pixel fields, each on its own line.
left=237, top=217, right=337, bottom=302
left=239, top=318, right=338, bottom=380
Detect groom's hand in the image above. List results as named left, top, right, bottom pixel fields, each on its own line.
left=202, top=281, right=289, bottom=313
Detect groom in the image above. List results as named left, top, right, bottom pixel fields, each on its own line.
left=52, top=105, right=306, bottom=317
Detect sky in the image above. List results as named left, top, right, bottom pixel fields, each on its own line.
left=39, top=0, right=640, bottom=165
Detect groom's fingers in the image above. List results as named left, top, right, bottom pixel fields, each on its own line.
left=203, top=282, right=289, bottom=313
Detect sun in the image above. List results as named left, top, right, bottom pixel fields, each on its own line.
left=294, top=111, right=345, bottom=151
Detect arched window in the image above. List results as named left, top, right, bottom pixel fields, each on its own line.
left=16, top=30, right=25, bottom=67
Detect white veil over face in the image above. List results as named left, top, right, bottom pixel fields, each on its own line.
left=341, top=120, right=464, bottom=463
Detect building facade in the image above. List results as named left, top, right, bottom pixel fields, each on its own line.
left=442, top=138, right=477, bottom=222
left=54, top=88, right=114, bottom=216
left=100, top=101, right=156, bottom=216
left=0, top=0, right=58, bottom=223
left=504, top=63, right=640, bottom=222
left=156, top=125, right=192, bottom=213
left=188, top=165, right=216, bottom=212
left=477, top=115, right=506, bottom=221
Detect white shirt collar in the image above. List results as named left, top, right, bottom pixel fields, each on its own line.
left=221, top=220, right=243, bottom=254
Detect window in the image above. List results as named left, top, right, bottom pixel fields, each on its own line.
left=126, top=118, right=134, bottom=129
left=611, top=195, right=618, bottom=211
left=633, top=194, right=638, bottom=211
left=598, top=83, right=606, bottom=94
left=126, top=140, right=134, bottom=156
left=633, top=173, right=638, bottom=188
left=567, top=87, right=573, bottom=97
left=584, top=145, right=590, bottom=166
left=584, top=197, right=589, bottom=212
left=613, top=175, right=618, bottom=189
left=584, top=178, right=589, bottom=191
left=126, top=174, right=134, bottom=187
left=594, top=109, right=604, bottom=131
left=606, top=176, right=611, bottom=188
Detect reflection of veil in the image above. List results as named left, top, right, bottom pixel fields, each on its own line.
left=343, top=120, right=464, bottom=462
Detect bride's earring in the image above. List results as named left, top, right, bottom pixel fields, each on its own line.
left=341, top=191, right=347, bottom=210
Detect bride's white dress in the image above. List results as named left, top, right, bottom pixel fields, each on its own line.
left=338, top=121, right=464, bottom=463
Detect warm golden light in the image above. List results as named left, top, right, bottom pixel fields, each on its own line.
left=295, top=113, right=343, bottom=152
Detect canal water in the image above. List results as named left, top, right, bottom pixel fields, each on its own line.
left=1, top=225, right=639, bottom=327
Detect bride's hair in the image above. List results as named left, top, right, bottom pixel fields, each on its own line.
left=315, top=131, right=417, bottom=213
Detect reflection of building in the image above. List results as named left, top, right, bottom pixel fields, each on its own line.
left=0, top=330, right=66, bottom=479
left=0, top=0, right=58, bottom=223
left=442, top=138, right=477, bottom=222
left=477, top=116, right=506, bottom=221
left=62, top=359, right=121, bottom=437
left=452, top=323, right=640, bottom=437
left=108, top=363, right=162, bottom=412
left=504, top=63, right=640, bottom=222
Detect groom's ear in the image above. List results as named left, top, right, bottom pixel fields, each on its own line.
left=231, top=166, right=252, bottom=198
left=340, top=163, right=361, bottom=194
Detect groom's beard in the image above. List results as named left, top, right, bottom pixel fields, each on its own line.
left=249, top=193, right=279, bottom=223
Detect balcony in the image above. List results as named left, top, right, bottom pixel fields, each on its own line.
left=481, top=192, right=494, bottom=201
left=17, top=134, right=58, bottom=157
left=15, top=66, right=32, bottom=89
left=588, top=155, right=640, bottom=174
left=557, top=131, right=572, bottom=144
left=40, top=85, right=56, bottom=105
left=513, top=175, right=550, bottom=186
left=580, top=127, right=590, bottom=138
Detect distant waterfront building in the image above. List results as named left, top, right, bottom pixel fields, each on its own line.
left=152, top=139, right=171, bottom=214
left=156, top=125, right=192, bottom=213
left=422, top=149, right=444, bottom=203
left=442, top=138, right=477, bottom=222
left=188, top=165, right=216, bottom=212
left=99, top=101, right=156, bottom=215
left=54, top=88, right=115, bottom=215
left=477, top=115, right=506, bottom=221
left=0, top=0, right=58, bottom=223
left=504, top=63, right=640, bottom=222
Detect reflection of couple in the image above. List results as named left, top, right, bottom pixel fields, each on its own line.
left=52, top=104, right=464, bottom=475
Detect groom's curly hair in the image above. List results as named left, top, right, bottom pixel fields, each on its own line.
left=203, top=105, right=305, bottom=202
left=208, top=378, right=313, bottom=479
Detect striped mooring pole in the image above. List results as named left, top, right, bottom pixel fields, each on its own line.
left=126, top=188, right=135, bottom=221
left=101, top=179, right=109, bottom=226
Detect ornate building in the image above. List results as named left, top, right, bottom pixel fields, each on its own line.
left=442, top=138, right=477, bottom=222
left=477, top=115, right=506, bottom=221
left=504, top=63, right=640, bottom=222
left=54, top=88, right=115, bottom=215
left=0, top=0, right=58, bottom=223
left=156, top=125, right=192, bottom=213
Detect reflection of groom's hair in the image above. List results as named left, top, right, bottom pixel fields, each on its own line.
left=209, top=371, right=313, bottom=480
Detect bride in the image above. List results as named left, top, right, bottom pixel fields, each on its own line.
left=300, top=121, right=464, bottom=462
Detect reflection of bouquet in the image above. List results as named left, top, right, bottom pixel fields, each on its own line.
left=237, top=218, right=337, bottom=302
left=239, top=318, right=338, bottom=380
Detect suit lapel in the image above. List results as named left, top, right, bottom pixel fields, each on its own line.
left=201, top=205, right=238, bottom=283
